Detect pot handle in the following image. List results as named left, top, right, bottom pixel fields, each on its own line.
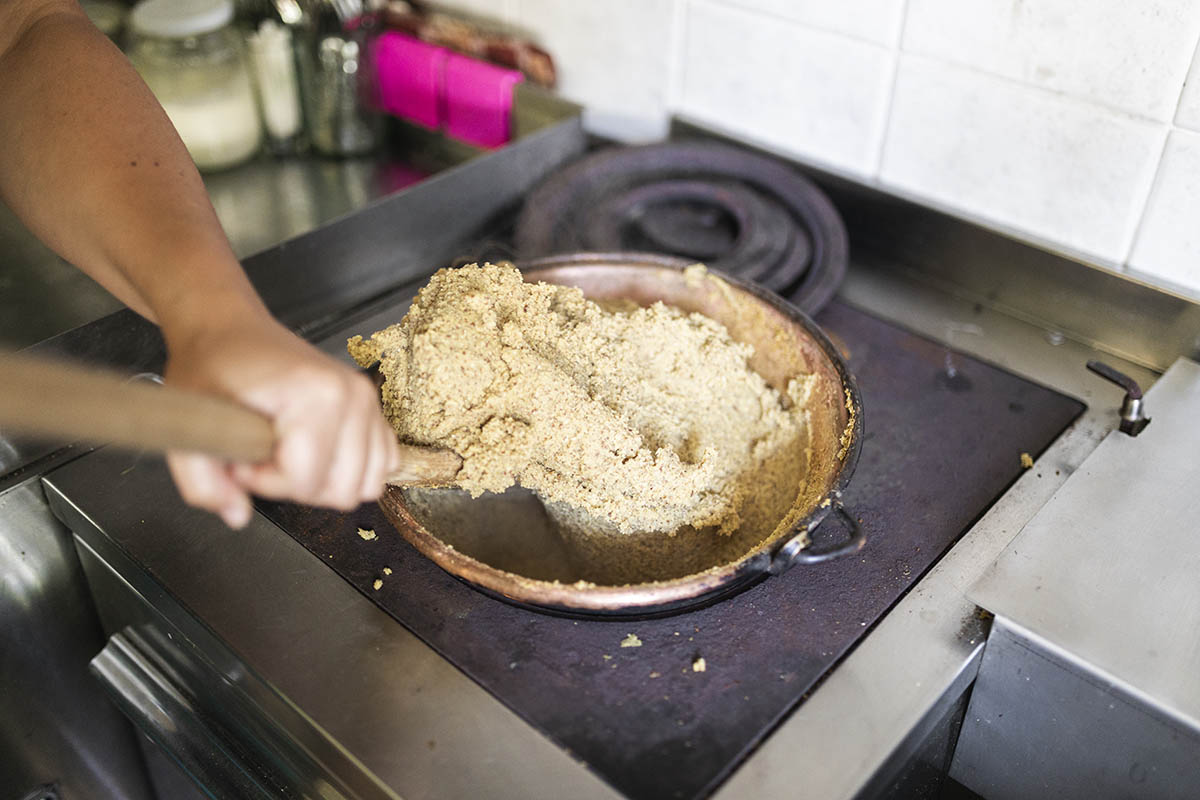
left=769, top=495, right=865, bottom=575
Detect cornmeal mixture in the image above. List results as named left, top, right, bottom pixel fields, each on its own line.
left=349, top=263, right=810, bottom=536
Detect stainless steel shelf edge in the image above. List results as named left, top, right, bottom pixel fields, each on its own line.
left=969, top=357, right=1200, bottom=733
left=42, top=454, right=622, bottom=800
left=57, top=497, right=395, bottom=800
left=91, top=631, right=282, bottom=800
left=983, top=615, right=1200, bottom=738
left=950, top=616, right=1200, bottom=800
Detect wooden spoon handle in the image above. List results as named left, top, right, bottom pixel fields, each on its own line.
left=0, top=351, right=463, bottom=487
left=0, top=350, right=275, bottom=463
left=386, top=444, right=462, bottom=486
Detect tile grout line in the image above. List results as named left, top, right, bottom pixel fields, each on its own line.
left=665, top=0, right=690, bottom=116
left=1119, top=127, right=1173, bottom=271
left=899, top=51, right=1168, bottom=129
left=1167, top=25, right=1200, bottom=127
left=697, top=0, right=894, bottom=52
left=1119, top=16, right=1199, bottom=271
left=870, top=0, right=910, bottom=177
left=704, top=0, right=1168, bottom=128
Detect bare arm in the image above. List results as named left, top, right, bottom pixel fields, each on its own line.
left=0, top=0, right=255, bottom=327
left=0, top=0, right=401, bottom=526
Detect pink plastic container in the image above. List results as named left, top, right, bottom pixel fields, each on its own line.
left=443, top=52, right=524, bottom=149
left=373, top=31, right=445, bottom=129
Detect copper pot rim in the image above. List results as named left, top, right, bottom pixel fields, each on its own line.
left=379, top=253, right=863, bottom=616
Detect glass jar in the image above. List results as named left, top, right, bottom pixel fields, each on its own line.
left=294, top=16, right=382, bottom=157
left=128, top=0, right=262, bottom=171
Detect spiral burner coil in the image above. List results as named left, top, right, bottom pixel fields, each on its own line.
left=514, top=141, right=848, bottom=314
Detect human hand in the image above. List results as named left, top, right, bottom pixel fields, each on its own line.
left=162, top=312, right=402, bottom=528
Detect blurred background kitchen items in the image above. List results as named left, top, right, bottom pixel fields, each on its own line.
left=246, top=19, right=304, bottom=155
left=293, top=0, right=383, bottom=157
left=128, top=0, right=263, bottom=171
left=80, top=0, right=126, bottom=41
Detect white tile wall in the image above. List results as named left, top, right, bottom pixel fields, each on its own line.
left=708, top=0, right=905, bottom=46
left=903, top=0, right=1200, bottom=121
left=678, top=0, right=895, bottom=176
left=1175, top=41, right=1200, bottom=131
left=510, top=0, right=676, bottom=141
left=455, top=0, right=1200, bottom=296
left=880, top=56, right=1164, bottom=262
left=1128, top=129, right=1200, bottom=290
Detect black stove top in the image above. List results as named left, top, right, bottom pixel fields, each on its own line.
left=513, top=142, right=849, bottom=315
left=258, top=298, right=1084, bottom=799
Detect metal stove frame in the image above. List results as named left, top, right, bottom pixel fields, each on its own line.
left=31, top=115, right=1200, bottom=799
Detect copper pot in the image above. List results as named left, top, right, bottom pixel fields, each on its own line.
left=380, top=253, right=864, bottom=617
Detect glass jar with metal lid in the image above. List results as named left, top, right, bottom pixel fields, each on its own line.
left=128, top=0, right=262, bottom=171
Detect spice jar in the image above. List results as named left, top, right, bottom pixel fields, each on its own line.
left=128, top=0, right=263, bottom=171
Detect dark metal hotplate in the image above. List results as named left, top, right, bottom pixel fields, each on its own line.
left=257, top=300, right=1084, bottom=800
left=513, top=142, right=849, bottom=314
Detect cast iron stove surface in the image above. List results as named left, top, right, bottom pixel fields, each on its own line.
left=257, top=301, right=1085, bottom=799
left=513, top=142, right=849, bottom=315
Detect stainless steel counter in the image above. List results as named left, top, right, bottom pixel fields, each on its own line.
left=9, top=113, right=1199, bottom=798
left=949, top=359, right=1200, bottom=799
left=40, top=254, right=1160, bottom=799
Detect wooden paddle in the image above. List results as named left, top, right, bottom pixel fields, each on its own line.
left=0, top=350, right=461, bottom=486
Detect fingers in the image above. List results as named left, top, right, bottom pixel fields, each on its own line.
left=163, top=324, right=398, bottom=516
left=318, top=383, right=372, bottom=509
left=167, top=451, right=253, bottom=528
left=361, top=413, right=403, bottom=501
left=358, top=411, right=387, bottom=502
left=231, top=372, right=388, bottom=510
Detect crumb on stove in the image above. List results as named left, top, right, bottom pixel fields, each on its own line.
left=357, top=527, right=377, bottom=541
left=649, top=671, right=661, bottom=678
left=383, top=567, right=393, bottom=575
left=1020, top=452, right=1034, bottom=469
left=602, top=654, right=612, bottom=661
left=621, top=633, right=643, bottom=648
left=692, top=657, right=707, bottom=673
left=372, top=579, right=383, bottom=591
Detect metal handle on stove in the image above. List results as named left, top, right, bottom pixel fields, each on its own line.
left=1086, top=360, right=1151, bottom=436
left=769, top=494, right=865, bottom=574
left=91, top=631, right=281, bottom=799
